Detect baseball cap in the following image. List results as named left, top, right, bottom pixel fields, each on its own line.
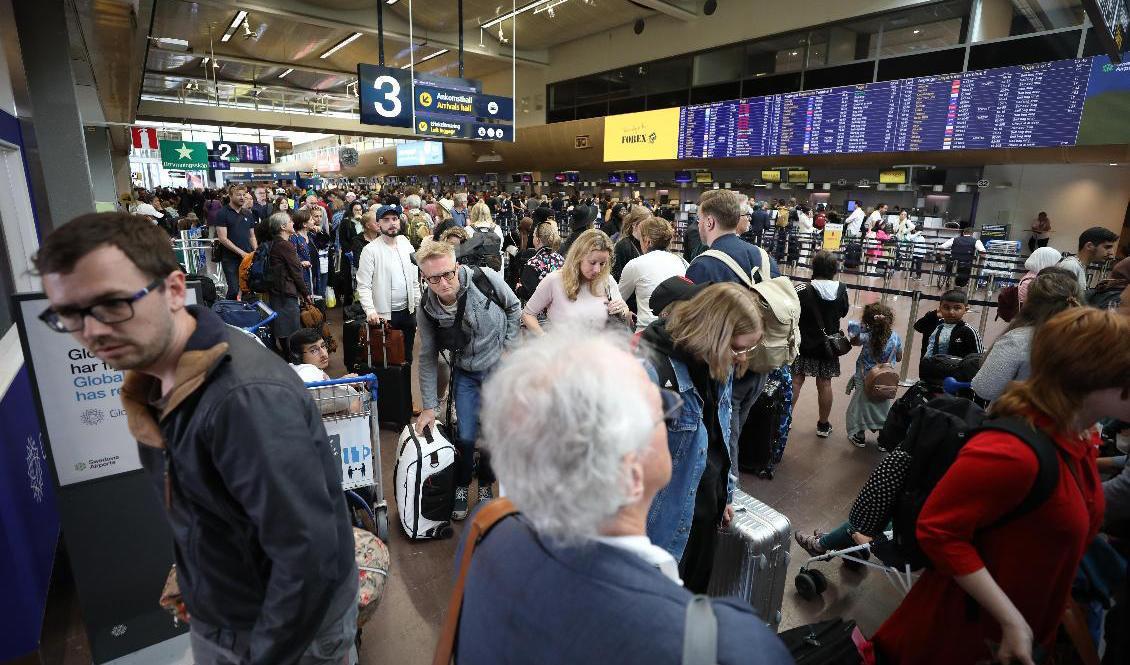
left=649, top=276, right=713, bottom=318
left=375, top=204, right=402, bottom=219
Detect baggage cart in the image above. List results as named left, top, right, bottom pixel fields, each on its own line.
left=305, top=374, right=390, bottom=543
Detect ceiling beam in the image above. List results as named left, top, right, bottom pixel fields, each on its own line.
left=144, top=69, right=353, bottom=98
left=149, top=46, right=354, bottom=80
left=175, top=0, right=550, bottom=67
left=628, top=0, right=698, bottom=21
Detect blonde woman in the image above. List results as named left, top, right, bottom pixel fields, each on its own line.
left=522, top=229, right=629, bottom=333
left=641, top=282, right=763, bottom=592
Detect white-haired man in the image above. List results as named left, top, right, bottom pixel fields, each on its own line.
left=451, top=192, right=469, bottom=228
left=449, top=331, right=793, bottom=664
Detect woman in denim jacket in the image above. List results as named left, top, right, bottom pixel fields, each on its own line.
left=640, top=283, right=764, bottom=592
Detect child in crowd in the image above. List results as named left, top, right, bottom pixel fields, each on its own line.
left=845, top=303, right=902, bottom=448
left=913, top=288, right=982, bottom=360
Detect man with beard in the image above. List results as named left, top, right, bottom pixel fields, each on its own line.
left=356, top=204, right=422, bottom=363
left=34, top=212, right=358, bottom=665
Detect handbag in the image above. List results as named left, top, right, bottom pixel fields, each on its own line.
left=159, top=565, right=190, bottom=625
left=806, top=284, right=851, bottom=358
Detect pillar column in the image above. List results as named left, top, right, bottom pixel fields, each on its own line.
left=13, top=0, right=96, bottom=231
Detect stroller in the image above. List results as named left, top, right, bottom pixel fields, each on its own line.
left=795, top=353, right=984, bottom=600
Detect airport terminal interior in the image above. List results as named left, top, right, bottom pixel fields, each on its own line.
left=1, top=0, right=1130, bottom=664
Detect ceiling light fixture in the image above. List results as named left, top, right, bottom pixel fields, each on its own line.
left=400, top=49, right=449, bottom=69
left=319, top=32, right=362, bottom=59
left=220, top=10, right=248, bottom=42
left=913, top=28, right=921, bottom=34
left=534, top=0, right=570, bottom=15
left=481, top=0, right=555, bottom=29
left=386, top=0, right=400, bottom=4
left=278, top=68, right=294, bottom=78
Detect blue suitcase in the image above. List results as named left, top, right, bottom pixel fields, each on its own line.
left=212, top=300, right=276, bottom=347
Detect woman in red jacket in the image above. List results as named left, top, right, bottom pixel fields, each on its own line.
left=873, top=307, right=1130, bottom=665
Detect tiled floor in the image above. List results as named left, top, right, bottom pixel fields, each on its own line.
left=37, top=268, right=1010, bottom=664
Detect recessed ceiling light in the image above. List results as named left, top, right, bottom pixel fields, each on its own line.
left=319, top=32, right=362, bottom=59
left=1111, top=163, right=1120, bottom=166
left=791, top=51, right=798, bottom=56
left=913, top=29, right=921, bottom=34
left=278, top=68, right=294, bottom=78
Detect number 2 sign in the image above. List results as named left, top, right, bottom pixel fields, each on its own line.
left=358, top=64, right=413, bottom=128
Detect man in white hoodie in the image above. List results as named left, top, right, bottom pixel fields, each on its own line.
left=355, top=204, right=422, bottom=362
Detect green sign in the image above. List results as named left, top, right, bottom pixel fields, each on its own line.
left=159, top=140, right=209, bottom=170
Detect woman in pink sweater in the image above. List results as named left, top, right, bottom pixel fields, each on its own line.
left=522, top=229, right=631, bottom=333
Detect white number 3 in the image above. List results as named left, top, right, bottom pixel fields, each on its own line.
left=372, top=75, right=402, bottom=119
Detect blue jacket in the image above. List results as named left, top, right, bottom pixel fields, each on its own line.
left=685, top=233, right=780, bottom=284
left=645, top=356, right=734, bottom=561
left=455, top=512, right=792, bottom=665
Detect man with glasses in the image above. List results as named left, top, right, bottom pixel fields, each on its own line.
left=414, top=238, right=521, bottom=521
left=34, top=212, right=359, bottom=665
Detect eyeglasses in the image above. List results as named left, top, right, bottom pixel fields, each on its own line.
left=656, top=388, right=684, bottom=429
left=423, top=269, right=458, bottom=285
left=40, top=278, right=165, bottom=333
left=731, top=343, right=761, bottom=359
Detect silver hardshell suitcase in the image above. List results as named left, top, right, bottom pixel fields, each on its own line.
left=707, top=489, right=792, bottom=632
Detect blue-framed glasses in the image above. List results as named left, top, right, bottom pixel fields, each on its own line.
left=40, top=278, right=165, bottom=333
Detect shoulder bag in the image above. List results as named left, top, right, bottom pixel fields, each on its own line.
left=805, top=284, right=851, bottom=358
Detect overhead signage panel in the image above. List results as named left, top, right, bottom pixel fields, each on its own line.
left=414, top=86, right=514, bottom=122
left=358, top=63, right=413, bottom=128
left=159, top=140, right=209, bottom=170
left=415, top=117, right=512, bottom=142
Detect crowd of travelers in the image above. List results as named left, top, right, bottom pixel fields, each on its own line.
left=33, top=177, right=1130, bottom=665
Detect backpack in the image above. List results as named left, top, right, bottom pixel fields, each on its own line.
left=864, top=362, right=900, bottom=400
left=247, top=241, right=274, bottom=293
left=394, top=425, right=456, bottom=540
left=424, top=268, right=509, bottom=355
left=995, top=283, right=1020, bottom=322
left=406, top=209, right=432, bottom=249
left=890, top=395, right=1060, bottom=570
left=693, top=246, right=801, bottom=373
left=456, top=227, right=503, bottom=271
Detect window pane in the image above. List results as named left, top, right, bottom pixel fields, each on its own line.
left=876, top=48, right=966, bottom=82
left=647, top=89, right=687, bottom=110
left=741, top=72, right=803, bottom=97
left=690, top=81, right=741, bottom=104
left=804, top=62, right=875, bottom=89
left=746, top=33, right=810, bottom=76
left=880, top=17, right=965, bottom=57
left=967, top=31, right=1081, bottom=70
left=608, top=67, right=647, bottom=100
left=575, top=102, right=608, bottom=120
left=547, top=108, right=576, bottom=124
left=647, top=56, right=691, bottom=95
left=971, top=0, right=1084, bottom=42
left=549, top=81, right=576, bottom=110
left=574, top=74, right=610, bottom=106
left=693, top=45, right=744, bottom=87
left=608, top=96, right=646, bottom=115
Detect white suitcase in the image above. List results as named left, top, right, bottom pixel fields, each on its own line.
left=394, top=424, right=457, bottom=539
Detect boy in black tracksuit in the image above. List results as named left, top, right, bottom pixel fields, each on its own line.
left=914, top=289, right=982, bottom=360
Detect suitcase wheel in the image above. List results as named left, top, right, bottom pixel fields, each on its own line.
left=375, top=506, right=390, bottom=545
left=795, top=569, right=827, bottom=600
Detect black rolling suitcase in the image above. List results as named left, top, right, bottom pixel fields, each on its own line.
left=738, top=377, right=789, bottom=475
left=372, top=364, right=412, bottom=432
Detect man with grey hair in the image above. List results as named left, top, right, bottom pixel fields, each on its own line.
left=450, top=331, right=792, bottom=663
left=452, top=192, right=469, bottom=228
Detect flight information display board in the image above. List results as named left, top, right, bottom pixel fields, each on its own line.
left=676, top=55, right=1108, bottom=158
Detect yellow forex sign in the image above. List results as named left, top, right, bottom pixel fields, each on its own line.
left=603, top=108, right=680, bottom=162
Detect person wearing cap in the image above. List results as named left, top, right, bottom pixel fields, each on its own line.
left=355, top=204, right=421, bottom=364
left=558, top=203, right=599, bottom=259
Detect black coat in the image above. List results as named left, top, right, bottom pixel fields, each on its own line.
left=913, top=310, right=982, bottom=359
left=795, top=282, right=849, bottom=359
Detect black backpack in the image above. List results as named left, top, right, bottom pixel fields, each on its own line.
left=890, top=395, right=1060, bottom=571
left=247, top=240, right=275, bottom=293
left=456, top=227, right=503, bottom=271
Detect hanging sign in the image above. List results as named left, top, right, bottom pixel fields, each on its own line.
left=159, top=140, right=209, bottom=170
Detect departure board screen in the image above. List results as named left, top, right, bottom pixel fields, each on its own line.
left=675, top=55, right=1106, bottom=158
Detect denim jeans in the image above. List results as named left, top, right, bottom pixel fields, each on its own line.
left=221, top=257, right=241, bottom=299
left=452, top=367, right=495, bottom=488
left=189, top=592, right=358, bottom=665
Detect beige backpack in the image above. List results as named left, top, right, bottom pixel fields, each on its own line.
left=694, top=246, right=801, bottom=373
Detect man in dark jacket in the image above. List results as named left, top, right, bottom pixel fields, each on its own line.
left=35, top=212, right=357, bottom=665
left=686, top=189, right=781, bottom=479
left=454, top=330, right=793, bottom=664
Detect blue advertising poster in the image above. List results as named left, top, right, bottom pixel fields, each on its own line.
left=0, top=366, right=59, bottom=660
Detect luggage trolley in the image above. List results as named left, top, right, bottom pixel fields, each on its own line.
left=304, top=374, right=390, bottom=544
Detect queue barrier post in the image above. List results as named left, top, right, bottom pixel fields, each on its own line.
left=978, top=294, right=992, bottom=341
left=899, top=290, right=921, bottom=386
